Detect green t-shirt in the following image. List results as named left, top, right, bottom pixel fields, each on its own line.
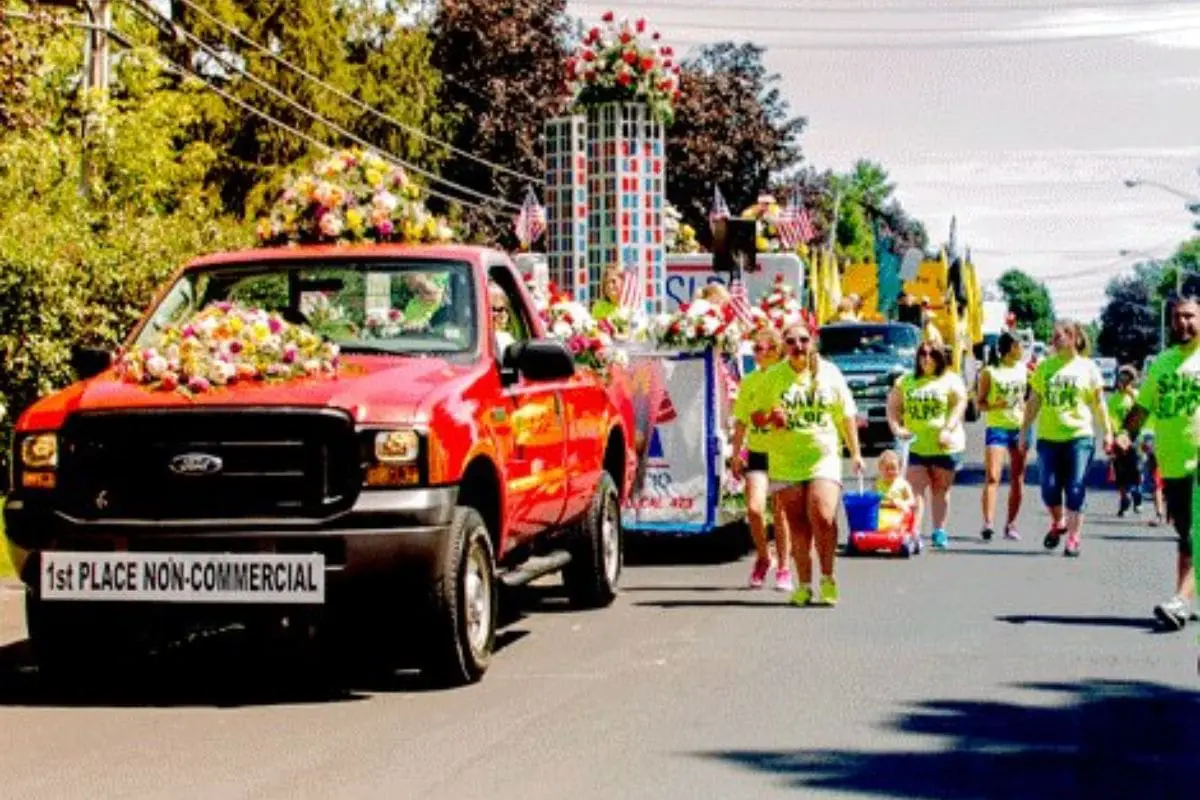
left=1030, top=353, right=1104, bottom=443
left=1106, top=391, right=1135, bottom=435
left=983, top=363, right=1027, bottom=431
left=753, top=359, right=857, bottom=483
left=591, top=299, right=618, bottom=321
left=732, top=368, right=777, bottom=454
left=403, top=295, right=441, bottom=325
left=1134, top=343, right=1200, bottom=479
left=899, top=371, right=968, bottom=456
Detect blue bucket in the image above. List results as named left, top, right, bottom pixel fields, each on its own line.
left=844, top=490, right=882, bottom=533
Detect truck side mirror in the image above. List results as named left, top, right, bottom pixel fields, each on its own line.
left=507, top=339, right=576, bottom=383
left=71, top=345, right=113, bottom=380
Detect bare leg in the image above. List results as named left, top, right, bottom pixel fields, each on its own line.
left=772, top=491, right=792, bottom=569
left=1177, top=555, right=1195, bottom=601
left=807, top=479, right=843, bottom=579
left=906, top=464, right=931, bottom=535
left=982, top=446, right=1004, bottom=529
left=781, top=486, right=813, bottom=588
left=929, top=466, right=956, bottom=532
left=744, top=472, right=771, bottom=562
left=1006, top=444, right=1027, bottom=528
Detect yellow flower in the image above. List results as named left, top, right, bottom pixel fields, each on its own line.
left=756, top=235, right=769, bottom=251
left=365, top=169, right=382, bottom=188
left=230, top=317, right=244, bottom=334
left=252, top=321, right=270, bottom=341
left=346, top=208, right=365, bottom=233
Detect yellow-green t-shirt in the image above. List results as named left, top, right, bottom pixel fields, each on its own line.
left=403, top=295, right=440, bottom=324
left=753, top=358, right=857, bottom=483
left=732, top=368, right=777, bottom=454
left=899, top=372, right=968, bottom=456
left=1030, top=353, right=1104, bottom=442
left=1135, top=343, right=1200, bottom=478
left=1106, top=391, right=1135, bottom=435
left=983, top=363, right=1027, bottom=430
left=591, top=299, right=618, bottom=321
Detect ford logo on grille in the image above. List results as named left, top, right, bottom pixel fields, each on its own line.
left=169, top=452, right=223, bottom=476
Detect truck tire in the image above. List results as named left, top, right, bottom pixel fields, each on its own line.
left=422, top=506, right=497, bottom=687
left=563, top=472, right=622, bottom=608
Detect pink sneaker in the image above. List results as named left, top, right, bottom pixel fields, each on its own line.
left=775, top=567, right=795, bottom=592
left=749, top=557, right=771, bottom=588
left=1004, top=524, right=1021, bottom=541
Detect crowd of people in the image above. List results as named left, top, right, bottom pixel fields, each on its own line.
left=726, top=294, right=1199, bottom=632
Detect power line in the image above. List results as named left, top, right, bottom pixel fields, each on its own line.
left=571, top=0, right=1191, bottom=15
left=174, top=0, right=541, bottom=186
left=120, top=0, right=519, bottom=212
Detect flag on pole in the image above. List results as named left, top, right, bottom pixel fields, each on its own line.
left=513, top=186, right=546, bottom=249
left=727, top=275, right=754, bottom=327
left=775, top=187, right=816, bottom=249
left=619, top=264, right=643, bottom=310
left=708, top=185, right=731, bottom=230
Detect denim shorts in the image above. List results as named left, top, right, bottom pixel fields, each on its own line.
left=908, top=451, right=964, bottom=472
left=985, top=426, right=1033, bottom=450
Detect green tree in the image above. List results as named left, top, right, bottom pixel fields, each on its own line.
left=1097, top=262, right=1162, bottom=366
left=170, top=0, right=450, bottom=215
left=429, top=0, right=571, bottom=241
left=997, top=269, right=1055, bottom=342
left=668, top=41, right=806, bottom=239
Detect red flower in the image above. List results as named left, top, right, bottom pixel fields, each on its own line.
left=652, top=32, right=661, bottom=41
left=662, top=46, right=674, bottom=56
left=679, top=302, right=691, bottom=313
left=622, top=49, right=638, bottom=65
left=640, top=56, right=655, bottom=71
left=582, top=49, right=596, bottom=62
left=616, top=71, right=633, bottom=86
left=619, top=31, right=633, bottom=44
left=602, top=11, right=614, bottom=22
left=636, top=18, right=646, bottom=33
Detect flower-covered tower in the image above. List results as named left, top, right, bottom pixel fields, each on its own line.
left=544, top=11, right=680, bottom=315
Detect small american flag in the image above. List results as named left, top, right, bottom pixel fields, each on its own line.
left=775, top=188, right=816, bottom=249
left=727, top=276, right=754, bottom=327
left=619, top=265, right=643, bottom=310
left=513, top=186, right=546, bottom=248
left=708, top=185, right=731, bottom=230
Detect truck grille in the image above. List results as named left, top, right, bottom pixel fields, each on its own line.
left=57, top=409, right=361, bottom=521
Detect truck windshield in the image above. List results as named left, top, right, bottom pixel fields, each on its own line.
left=819, top=326, right=919, bottom=357
left=134, top=259, right=477, bottom=355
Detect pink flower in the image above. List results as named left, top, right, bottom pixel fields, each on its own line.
left=282, top=345, right=298, bottom=364
left=636, top=18, right=646, bottom=33
left=377, top=219, right=394, bottom=238
left=187, top=376, right=211, bottom=393
left=268, top=317, right=283, bottom=334
left=568, top=337, right=585, bottom=355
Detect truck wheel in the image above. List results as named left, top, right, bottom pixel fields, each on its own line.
left=563, top=472, right=622, bottom=608
left=423, top=507, right=497, bottom=687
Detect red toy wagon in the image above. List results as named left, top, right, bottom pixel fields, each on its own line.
left=842, top=479, right=921, bottom=558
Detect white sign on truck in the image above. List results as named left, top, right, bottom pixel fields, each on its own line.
left=665, top=253, right=806, bottom=312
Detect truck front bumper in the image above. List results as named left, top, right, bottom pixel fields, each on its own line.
left=4, top=487, right=460, bottom=602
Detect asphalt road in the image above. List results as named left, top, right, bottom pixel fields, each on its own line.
left=0, top=430, right=1196, bottom=800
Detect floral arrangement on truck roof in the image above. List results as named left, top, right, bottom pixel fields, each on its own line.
left=118, top=303, right=340, bottom=396
left=256, top=149, right=455, bottom=246
left=567, top=11, right=681, bottom=125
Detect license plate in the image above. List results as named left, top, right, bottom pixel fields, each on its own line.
left=40, top=552, right=325, bottom=604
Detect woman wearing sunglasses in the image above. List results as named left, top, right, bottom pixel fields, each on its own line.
left=731, top=327, right=792, bottom=590
left=751, top=322, right=864, bottom=607
left=887, top=343, right=968, bottom=550
left=1019, top=320, right=1112, bottom=557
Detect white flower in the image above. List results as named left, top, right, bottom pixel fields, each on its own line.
left=687, top=299, right=714, bottom=318
left=146, top=355, right=169, bottom=378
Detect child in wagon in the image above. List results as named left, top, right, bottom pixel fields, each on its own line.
left=875, top=449, right=919, bottom=532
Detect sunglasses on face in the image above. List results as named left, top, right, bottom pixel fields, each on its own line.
left=753, top=343, right=774, bottom=353
left=491, top=306, right=509, bottom=315
left=785, top=337, right=811, bottom=346
left=918, top=350, right=934, bottom=358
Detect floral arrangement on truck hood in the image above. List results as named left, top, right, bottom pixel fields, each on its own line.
left=567, top=12, right=681, bottom=125
left=118, top=303, right=340, bottom=395
left=256, top=149, right=455, bottom=246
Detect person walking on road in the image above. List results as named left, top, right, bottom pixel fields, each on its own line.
left=730, top=327, right=792, bottom=591
left=1019, top=320, right=1112, bottom=558
left=751, top=321, right=864, bottom=607
left=1107, top=366, right=1143, bottom=517
left=887, top=342, right=968, bottom=550
left=976, top=332, right=1030, bottom=542
left=1115, top=297, right=1200, bottom=630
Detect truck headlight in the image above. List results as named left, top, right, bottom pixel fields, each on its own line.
left=19, top=433, right=58, bottom=470
left=374, top=430, right=419, bottom=463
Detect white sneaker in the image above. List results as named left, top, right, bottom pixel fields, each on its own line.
left=1153, top=596, right=1191, bottom=631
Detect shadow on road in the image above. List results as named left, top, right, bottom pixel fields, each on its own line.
left=625, top=528, right=750, bottom=567
left=693, top=679, right=1200, bottom=799
left=996, top=613, right=1159, bottom=631
left=634, top=598, right=793, bottom=609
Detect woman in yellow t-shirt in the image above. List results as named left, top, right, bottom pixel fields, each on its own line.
left=730, top=327, right=790, bottom=590
left=751, top=322, right=864, bottom=607
left=976, top=332, right=1031, bottom=542
left=590, top=267, right=623, bottom=322
left=887, top=342, right=967, bottom=550
left=1020, top=319, right=1113, bottom=557
left=1107, top=365, right=1143, bottom=518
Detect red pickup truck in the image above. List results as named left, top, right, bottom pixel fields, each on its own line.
left=4, top=244, right=636, bottom=686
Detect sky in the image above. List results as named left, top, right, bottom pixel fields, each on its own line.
left=566, top=0, right=1200, bottom=321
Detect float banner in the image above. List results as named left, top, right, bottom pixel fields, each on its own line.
left=622, top=352, right=712, bottom=529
